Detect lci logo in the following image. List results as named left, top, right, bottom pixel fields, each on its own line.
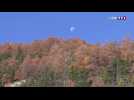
left=117, top=16, right=127, bottom=21
left=109, top=16, right=127, bottom=21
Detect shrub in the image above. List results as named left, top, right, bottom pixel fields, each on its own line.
left=69, top=66, right=90, bottom=87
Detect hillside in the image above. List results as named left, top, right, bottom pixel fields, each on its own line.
left=0, top=37, right=134, bottom=87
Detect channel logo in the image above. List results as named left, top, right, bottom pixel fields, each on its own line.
left=109, top=16, right=127, bottom=21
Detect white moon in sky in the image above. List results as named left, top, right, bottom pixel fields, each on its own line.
left=70, top=26, right=76, bottom=32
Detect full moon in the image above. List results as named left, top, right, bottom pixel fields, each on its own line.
left=70, top=26, right=76, bottom=32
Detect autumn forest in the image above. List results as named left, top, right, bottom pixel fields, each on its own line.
left=0, top=37, right=134, bottom=87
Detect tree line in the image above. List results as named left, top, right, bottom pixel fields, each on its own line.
left=0, top=37, right=134, bottom=87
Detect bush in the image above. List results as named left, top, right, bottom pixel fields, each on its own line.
left=69, top=66, right=90, bottom=87
left=22, top=66, right=65, bottom=87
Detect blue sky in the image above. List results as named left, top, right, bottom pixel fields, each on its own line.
left=0, top=12, right=134, bottom=44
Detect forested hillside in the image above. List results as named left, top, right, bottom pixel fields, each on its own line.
left=0, top=37, right=134, bottom=87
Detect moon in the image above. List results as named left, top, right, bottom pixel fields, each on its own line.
left=70, top=26, right=76, bottom=32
